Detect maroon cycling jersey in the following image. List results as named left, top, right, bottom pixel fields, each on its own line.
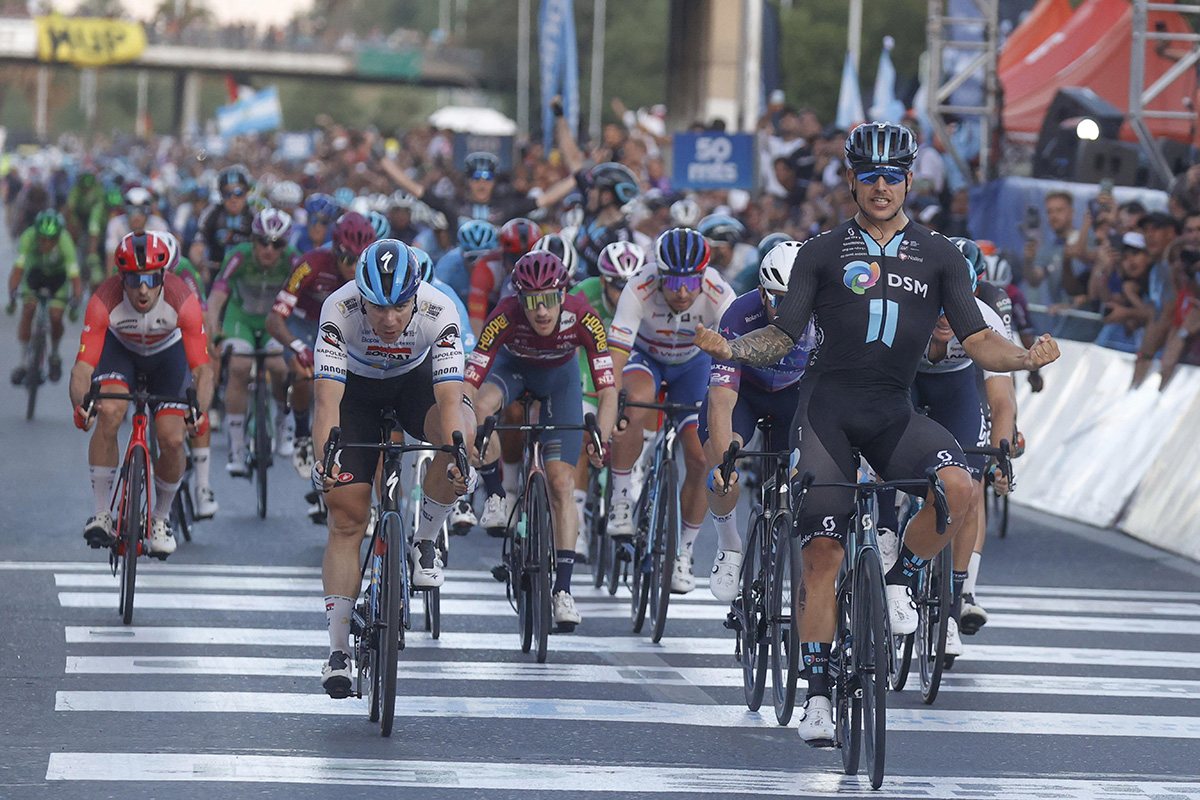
left=272, top=248, right=347, bottom=321
left=466, top=292, right=615, bottom=390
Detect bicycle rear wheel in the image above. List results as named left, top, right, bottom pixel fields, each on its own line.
left=769, top=512, right=800, bottom=725
left=740, top=509, right=768, bottom=710
left=254, top=383, right=270, bottom=518
left=118, top=448, right=147, bottom=625
left=379, top=513, right=403, bottom=737
left=648, top=458, right=678, bottom=644
left=629, top=492, right=651, bottom=633
left=527, top=473, right=553, bottom=662
left=588, top=468, right=610, bottom=588
left=918, top=547, right=952, bottom=705
left=24, top=324, right=45, bottom=421
left=857, top=548, right=890, bottom=790
left=513, top=507, right=533, bottom=654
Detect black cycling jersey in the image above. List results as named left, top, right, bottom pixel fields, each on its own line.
left=419, top=187, right=538, bottom=234
left=574, top=215, right=635, bottom=277
left=773, top=218, right=986, bottom=393
left=197, top=205, right=254, bottom=266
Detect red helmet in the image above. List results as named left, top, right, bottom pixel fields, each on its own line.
left=332, top=212, right=376, bottom=260
left=499, top=217, right=543, bottom=258
left=511, top=251, right=568, bottom=292
left=114, top=231, right=173, bottom=273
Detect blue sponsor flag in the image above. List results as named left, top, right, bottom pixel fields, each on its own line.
left=869, top=36, right=906, bottom=124
left=539, top=0, right=579, bottom=149
left=836, top=52, right=865, bottom=131
left=215, top=86, right=283, bottom=137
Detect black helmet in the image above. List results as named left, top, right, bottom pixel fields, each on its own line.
left=218, top=165, right=252, bottom=189
left=844, top=122, right=917, bottom=172
left=464, top=152, right=499, bottom=178
left=588, top=162, right=640, bottom=205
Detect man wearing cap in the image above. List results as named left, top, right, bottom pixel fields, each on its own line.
left=1095, top=231, right=1156, bottom=353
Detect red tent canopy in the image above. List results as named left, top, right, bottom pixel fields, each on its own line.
left=1000, top=0, right=1195, bottom=141
left=999, top=0, right=1074, bottom=74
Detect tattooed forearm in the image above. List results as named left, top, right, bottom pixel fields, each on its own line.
left=727, top=325, right=794, bottom=366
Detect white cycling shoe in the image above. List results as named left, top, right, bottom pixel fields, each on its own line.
left=291, top=436, right=314, bottom=478
left=709, top=550, right=743, bottom=601
left=797, top=695, right=836, bottom=746
left=83, top=513, right=116, bottom=549
left=607, top=498, right=633, bottom=537
left=449, top=497, right=477, bottom=533
left=194, top=486, right=219, bottom=519
left=275, top=415, right=295, bottom=457
left=574, top=531, right=589, bottom=563
left=410, top=539, right=444, bottom=588
left=479, top=494, right=512, bottom=531
left=552, top=591, right=581, bottom=631
left=959, top=592, right=988, bottom=635
left=944, top=615, right=964, bottom=657
left=671, top=552, right=695, bottom=594
left=876, top=526, right=900, bottom=574
left=321, top=650, right=353, bottom=699
left=147, top=518, right=177, bottom=559
left=886, top=583, right=918, bottom=636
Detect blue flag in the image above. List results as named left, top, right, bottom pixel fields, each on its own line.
left=869, top=36, right=906, bottom=124
left=539, top=0, right=580, bottom=149
left=836, top=52, right=865, bottom=131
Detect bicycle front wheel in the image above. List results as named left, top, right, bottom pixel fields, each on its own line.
left=856, top=547, right=890, bottom=790
left=769, top=512, right=800, bottom=725
left=254, top=383, right=270, bottom=518
left=629, top=493, right=651, bottom=633
left=835, top=582, right=861, bottom=776
left=740, top=509, right=768, bottom=710
left=119, top=448, right=147, bottom=625
left=588, top=467, right=610, bottom=589
left=648, top=458, right=678, bottom=644
left=527, top=473, right=554, bottom=663
left=379, top=513, right=403, bottom=737
left=25, top=326, right=45, bottom=421
left=918, top=547, right=952, bottom=705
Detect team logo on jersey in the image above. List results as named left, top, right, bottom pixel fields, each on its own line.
left=842, top=261, right=880, bottom=295
left=320, top=322, right=345, bottom=348
left=285, top=263, right=312, bottom=293
left=337, top=297, right=360, bottom=316
left=580, top=312, right=608, bottom=350
left=478, top=315, right=509, bottom=351
left=435, top=324, right=460, bottom=349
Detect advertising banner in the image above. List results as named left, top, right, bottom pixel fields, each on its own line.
left=671, top=133, right=755, bottom=191
left=35, top=15, right=145, bottom=67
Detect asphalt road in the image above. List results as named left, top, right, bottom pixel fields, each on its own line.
left=1, top=222, right=1199, bottom=799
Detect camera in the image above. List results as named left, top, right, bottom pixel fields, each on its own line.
left=1019, top=205, right=1041, bottom=241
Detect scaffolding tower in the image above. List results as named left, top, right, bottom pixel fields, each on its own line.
left=1130, top=0, right=1199, bottom=186
left=924, top=0, right=1000, bottom=184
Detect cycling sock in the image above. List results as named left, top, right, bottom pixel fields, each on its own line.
left=802, top=642, right=832, bottom=698
left=610, top=468, right=632, bottom=501
left=90, top=466, right=117, bottom=516
left=876, top=487, right=899, bottom=532
left=293, top=408, right=311, bottom=440
left=680, top=521, right=701, bottom=554
left=501, top=458, right=520, bottom=496
left=712, top=509, right=741, bottom=551
left=192, top=447, right=211, bottom=490
left=553, top=549, right=575, bottom=594
left=226, top=414, right=246, bottom=456
left=886, top=545, right=928, bottom=586
left=151, top=475, right=182, bottom=521
left=324, top=595, right=354, bottom=654
left=415, top=495, right=454, bottom=542
left=573, top=489, right=586, bottom=534
left=479, top=460, right=504, bottom=498
left=964, top=551, right=981, bottom=595
left=952, top=569, right=969, bottom=618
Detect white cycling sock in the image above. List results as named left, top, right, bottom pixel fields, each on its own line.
left=681, top=521, right=702, bottom=554
left=90, top=466, right=117, bottom=516
left=324, top=595, right=354, bottom=654
left=712, top=510, right=741, bottom=552
left=152, top=475, right=182, bottom=521
left=501, top=458, right=520, bottom=496
left=192, top=447, right=211, bottom=490
left=416, top=495, right=454, bottom=542
left=611, top=468, right=632, bottom=501
left=964, top=551, right=982, bottom=595
left=573, top=489, right=587, bottom=532
left=226, top=414, right=246, bottom=456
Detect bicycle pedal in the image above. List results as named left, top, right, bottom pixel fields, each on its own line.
left=553, top=621, right=577, bottom=634
left=723, top=610, right=743, bottom=632
left=491, top=564, right=510, bottom=583
left=485, top=526, right=508, bottom=539
left=804, top=738, right=836, bottom=749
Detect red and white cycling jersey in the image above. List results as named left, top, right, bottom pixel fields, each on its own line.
left=607, top=265, right=735, bottom=365
left=76, top=273, right=209, bottom=368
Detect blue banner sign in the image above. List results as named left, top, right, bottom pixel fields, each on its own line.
left=671, top=133, right=755, bottom=190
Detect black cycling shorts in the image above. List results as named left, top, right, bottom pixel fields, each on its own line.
left=335, top=356, right=437, bottom=485
left=791, top=375, right=968, bottom=549
left=911, top=369, right=988, bottom=482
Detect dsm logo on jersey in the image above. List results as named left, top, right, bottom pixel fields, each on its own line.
left=887, top=273, right=928, bottom=298
left=842, top=261, right=880, bottom=295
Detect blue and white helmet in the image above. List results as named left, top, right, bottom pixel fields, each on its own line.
left=355, top=239, right=420, bottom=306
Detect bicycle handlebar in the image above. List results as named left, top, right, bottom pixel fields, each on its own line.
left=796, top=467, right=951, bottom=536
left=83, top=381, right=202, bottom=429
left=963, top=439, right=1012, bottom=484
left=719, top=441, right=740, bottom=488
left=320, top=425, right=469, bottom=492
left=616, top=388, right=699, bottom=429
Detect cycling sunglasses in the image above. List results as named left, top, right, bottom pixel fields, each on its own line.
left=764, top=290, right=784, bottom=309
left=855, top=168, right=907, bottom=185
left=470, top=170, right=495, bottom=181
left=222, top=186, right=247, bottom=198
left=604, top=276, right=628, bottom=291
left=125, top=203, right=151, bottom=215
left=255, top=236, right=286, bottom=250
left=661, top=274, right=702, bottom=293
left=123, top=270, right=164, bottom=288
left=518, top=291, right=562, bottom=310
left=312, top=214, right=335, bottom=226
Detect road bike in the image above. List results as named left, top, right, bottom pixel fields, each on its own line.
left=795, top=464, right=949, bottom=789
left=718, top=415, right=802, bottom=724
left=607, top=390, right=695, bottom=643
left=585, top=456, right=611, bottom=589
left=81, top=378, right=200, bottom=625
left=479, top=392, right=602, bottom=662
left=15, top=287, right=54, bottom=420
left=321, top=413, right=468, bottom=737
left=408, top=445, right=452, bottom=637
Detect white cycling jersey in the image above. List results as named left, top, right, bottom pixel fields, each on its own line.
left=918, top=296, right=1007, bottom=379
left=105, top=213, right=170, bottom=256
left=607, top=265, right=734, bottom=365
left=314, top=281, right=464, bottom=383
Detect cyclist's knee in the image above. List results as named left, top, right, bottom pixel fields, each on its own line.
left=95, top=400, right=127, bottom=431
left=802, top=537, right=844, bottom=579
left=939, top=466, right=974, bottom=514
left=546, top=462, right=575, bottom=497
left=155, top=422, right=186, bottom=453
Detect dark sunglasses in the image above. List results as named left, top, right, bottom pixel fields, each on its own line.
left=222, top=186, right=247, bottom=198
left=255, top=236, right=286, bottom=250
left=313, top=214, right=335, bottom=226
left=605, top=277, right=628, bottom=291
left=518, top=291, right=562, bottom=311
left=764, top=290, right=783, bottom=309
left=125, top=204, right=151, bottom=215
left=123, top=270, right=164, bottom=288
left=856, top=169, right=907, bottom=185
left=470, top=170, right=495, bottom=181
left=661, top=274, right=702, bottom=293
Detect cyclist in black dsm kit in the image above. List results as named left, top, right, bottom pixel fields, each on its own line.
left=694, top=122, right=1060, bottom=745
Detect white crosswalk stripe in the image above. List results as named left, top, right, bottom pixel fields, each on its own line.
left=41, top=563, right=1200, bottom=793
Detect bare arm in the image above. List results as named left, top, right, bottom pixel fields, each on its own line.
left=961, top=328, right=1059, bottom=373
left=984, top=374, right=1017, bottom=494
left=378, top=157, right=425, bottom=198
left=694, top=323, right=795, bottom=367
left=555, top=104, right=585, bottom=174
left=191, top=363, right=214, bottom=414
left=704, top=385, right=739, bottom=466
left=535, top=174, right=579, bottom=209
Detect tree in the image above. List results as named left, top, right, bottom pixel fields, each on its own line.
left=73, top=0, right=128, bottom=18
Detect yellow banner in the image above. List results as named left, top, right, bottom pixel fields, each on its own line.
left=35, top=15, right=145, bottom=67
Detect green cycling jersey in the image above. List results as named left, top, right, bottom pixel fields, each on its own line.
left=214, top=241, right=300, bottom=343
left=570, top=276, right=617, bottom=404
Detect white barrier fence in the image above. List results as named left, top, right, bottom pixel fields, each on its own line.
left=1013, top=340, right=1200, bottom=562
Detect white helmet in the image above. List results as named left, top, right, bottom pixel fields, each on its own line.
left=159, top=230, right=182, bottom=271
left=269, top=180, right=303, bottom=207
left=597, top=240, right=646, bottom=281
left=759, top=240, right=802, bottom=293
left=982, top=253, right=1012, bottom=286
left=532, top=233, right=580, bottom=278
left=349, top=196, right=371, bottom=215
left=252, top=207, right=294, bottom=241
left=390, top=190, right=415, bottom=209
left=670, top=196, right=702, bottom=228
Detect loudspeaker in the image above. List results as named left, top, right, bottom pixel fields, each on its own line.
left=1074, top=139, right=1140, bottom=185
left=1033, top=87, right=1125, bottom=180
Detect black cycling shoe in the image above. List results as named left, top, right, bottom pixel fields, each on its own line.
left=11, top=365, right=27, bottom=386
left=48, top=354, right=62, bottom=383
